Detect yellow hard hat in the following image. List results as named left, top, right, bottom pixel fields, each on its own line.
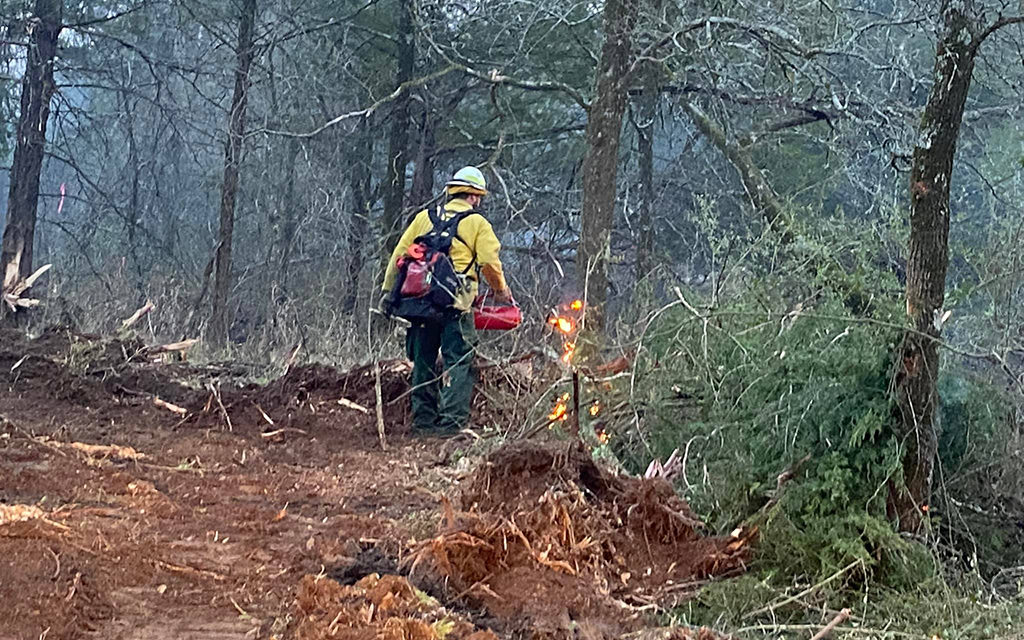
left=446, top=166, right=488, bottom=196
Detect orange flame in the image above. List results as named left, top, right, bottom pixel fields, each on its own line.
left=548, top=403, right=567, bottom=422
left=547, top=392, right=570, bottom=422
left=589, top=401, right=601, bottom=417
left=596, top=429, right=611, bottom=444
left=549, top=300, right=582, bottom=366
left=561, top=342, right=576, bottom=364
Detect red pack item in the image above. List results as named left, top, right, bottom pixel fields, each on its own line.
left=397, top=244, right=440, bottom=298
left=474, top=296, right=522, bottom=331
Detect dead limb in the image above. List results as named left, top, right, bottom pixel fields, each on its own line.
left=809, top=608, right=852, bottom=640
left=260, top=427, right=308, bottom=439
left=206, top=382, right=233, bottom=431
left=2, top=264, right=52, bottom=311
left=153, top=397, right=188, bottom=416
left=337, top=397, right=370, bottom=414
left=282, top=342, right=301, bottom=372
left=146, top=339, right=199, bottom=355
left=121, top=301, right=155, bottom=329
left=153, top=559, right=227, bottom=582
left=744, top=560, right=859, bottom=619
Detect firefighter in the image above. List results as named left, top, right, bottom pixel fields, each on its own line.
left=381, top=166, right=511, bottom=436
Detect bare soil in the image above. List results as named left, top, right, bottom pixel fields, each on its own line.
left=0, top=327, right=741, bottom=640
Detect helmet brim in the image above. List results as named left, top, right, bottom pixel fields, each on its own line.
left=446, top=179, right=488, bottom=196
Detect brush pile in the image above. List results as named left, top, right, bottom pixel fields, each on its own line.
left=293, top=573, right=497, bottom=640
left=406, top=441, right=753, bottom=639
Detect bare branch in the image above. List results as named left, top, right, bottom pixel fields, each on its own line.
left=258, top=64, right=459, bottom=138
left=971, top=14, right=1024, bottom=54
left=65, top=3, right=149, bottom=29
left=457, top=64, right=590, bottom=112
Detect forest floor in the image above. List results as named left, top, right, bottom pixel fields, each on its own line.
left=0, top=327, right=750, bottom=640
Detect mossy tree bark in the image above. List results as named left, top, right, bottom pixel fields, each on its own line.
left=209, top=0, right=257, bottom=349
left=379, top=0, right=415, bottom=271
left=890, top=0, right=1023, bottom=532
left=578, top=0, right=639, bottom=331
left=1, top=0, right=62, bottom=316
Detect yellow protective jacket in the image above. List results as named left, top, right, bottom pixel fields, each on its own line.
left=382, top=199, right=507, bottom=311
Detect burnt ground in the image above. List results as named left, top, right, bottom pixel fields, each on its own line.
left=0, top=328, right=743, bottom=640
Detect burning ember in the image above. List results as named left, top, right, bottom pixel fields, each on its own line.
left=561, top=342, right=576, bottom=364
left=546, top=299, right=587, bottom=429
left=549, top=316, right=574, bottom=334
left=548, top=392, right=570, bottom=423
left=589, top=401, right=601, bottom=417
left=595, top=428, right=611, bottom=444
left=547, top=299, right=584, bottom=366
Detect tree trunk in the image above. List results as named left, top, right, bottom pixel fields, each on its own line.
left=578, top=0, right=638, bottom=329
left=379, top=0, right=415, bottom=271
left=343, top=119, right=373, bottom=315
left=633, top=85, right=656, bottom=285
left=276, top=136, right=301, bottom=299
left=209, top=0, right=257, bottom=349
left=409, top=106, right=436, bottom=208
left=889, top=0, right=979, bottom=532
left=683, top=101, right=787, bottom=233
left=1, top=0, right=61, bottom=307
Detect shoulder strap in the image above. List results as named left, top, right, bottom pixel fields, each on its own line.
left=426, top=206, right=484, bottom=274
left=428, top=205, right=471, bottom=236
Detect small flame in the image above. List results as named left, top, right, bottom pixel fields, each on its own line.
left=589, top=401, right=601, bottom=417
left=561, top=342, right=576, bottom=364
left=548, top=300, right=583, bottom=365
left=548, top=403, right=568, bottom=422
left=596, top=429, right=611, bottom=444
left=547, top=392, right=571, bottom=423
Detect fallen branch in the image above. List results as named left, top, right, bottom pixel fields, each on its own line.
left=338, top=397, right=370, bottom=414
left=152, top=559, right=227, bottom=582
left=644, top=448, right=681, bottom=480
left=744, top=559, right=859, bottom=619
left=282, top=342, right=302, bottom=371
left=228, top=595, right=254, bottom=621
left=153, top=397, right=188, bottom=416
left=810, top=608, right=852, bottom=640
left=2, top=264, right=52, bottom=311
left=62, top=440, right=146, bottom=461
left=260, top=427, right=308, bottom=439
left=122, top=301, right=155, bottom=329
left=206, top=382, right=233, bottom=431
left=736, top=623, right=914, bottom=638
left=9, top=355, right=28, bottom=372
left=147, top=339, right=199, bottom=355
left=256, top=404, right=275, bottom=425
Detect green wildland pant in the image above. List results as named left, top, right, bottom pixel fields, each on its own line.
left=405, top=312, right=478, bottom=433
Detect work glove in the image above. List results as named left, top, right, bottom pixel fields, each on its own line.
left=493, top=287, right=513, bottom=304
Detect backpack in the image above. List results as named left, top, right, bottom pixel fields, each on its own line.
left=388, top=206, right=478, bottom=323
